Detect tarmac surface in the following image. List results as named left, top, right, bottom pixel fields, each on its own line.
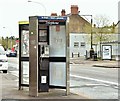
left=1, top=58, right=119, bottom=100
left=1, top=73, right=88, bottom=100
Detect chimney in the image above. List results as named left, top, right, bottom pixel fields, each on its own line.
left=94, top=24, right=96, bottom=28
left=61, top=9, right=66, bottom=16
left=71, top=5, right=79, bottom=15
left=51, top=13, right=57, bottom=16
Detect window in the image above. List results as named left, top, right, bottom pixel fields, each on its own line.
left=81, top=42, right=85, bottom=47
left=74, top=42, right=79, bottom=48
left=39, top=30, right=47, bottom=42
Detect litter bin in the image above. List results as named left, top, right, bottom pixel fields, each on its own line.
left=90, top=48, right=94, bottom=58
left=93, top=52, right=97, bottom=61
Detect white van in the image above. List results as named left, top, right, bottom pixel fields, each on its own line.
left=0, top=45, right=8, bottom=73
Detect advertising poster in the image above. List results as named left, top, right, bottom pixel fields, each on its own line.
left=102, top=45, right=112, bottom=60
left=21, top=30, right=29, bottom=57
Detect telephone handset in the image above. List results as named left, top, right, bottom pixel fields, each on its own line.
left=40, top=45, right=49, bottom=57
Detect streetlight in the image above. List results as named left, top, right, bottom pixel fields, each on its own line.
left=79, top=15, right=93, bottom=58
left=28, top=0, right=46, bottom=16
left=79, top=15, right=93, bottom=48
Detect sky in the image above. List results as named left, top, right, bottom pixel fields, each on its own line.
left=0, top=0, right=119, bottom=38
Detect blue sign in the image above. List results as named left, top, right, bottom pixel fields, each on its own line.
left=38, top=16, right=67, bottom=21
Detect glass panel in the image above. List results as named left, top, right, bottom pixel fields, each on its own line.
left=0, top=72, right=1, bottom=99
left=21, top=30, right=29, bottom=57
left=49, top=26, right=66, bottom=57
left=38, top=24, right=47, bottom=29
left=39, top=30, right=47, bottom=42
left=49, top=62, right=66, bottom=87
left=22, top=62, right=29, bottom=84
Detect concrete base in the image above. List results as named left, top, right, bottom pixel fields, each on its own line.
left=116, top=56, right=120, bottom=61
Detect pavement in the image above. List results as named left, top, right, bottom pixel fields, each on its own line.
left=70, top=58, right=120, bottom=68
left=1, top=73, right=88, bottom=100
left=0, top=57, right=119, bottom=100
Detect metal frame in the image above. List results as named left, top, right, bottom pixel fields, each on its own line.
left=19, top=21, right=29, bottom=90
left=19, top=16, right=70, bottom=97
left=29, top=16, right=69, bottom=96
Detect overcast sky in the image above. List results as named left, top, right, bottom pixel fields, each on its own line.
left=0, top=0, right=119, bottom=38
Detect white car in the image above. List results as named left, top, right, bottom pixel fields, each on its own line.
left=0, top=45, right=8, bottom=73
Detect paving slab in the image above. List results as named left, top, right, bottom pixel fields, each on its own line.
left=1, top=73, right=88, bottom=100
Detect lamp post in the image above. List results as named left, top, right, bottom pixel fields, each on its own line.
left=28, top=0, right=46, bottom=16
left=79, top=15, right=93, bottom=58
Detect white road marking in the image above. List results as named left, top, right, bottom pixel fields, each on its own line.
left=70, top=74, right=118, bottom=86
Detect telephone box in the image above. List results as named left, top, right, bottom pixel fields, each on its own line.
left=19, top=21, right=29, bottom=89
left=29, top=16, right=69, bottom=96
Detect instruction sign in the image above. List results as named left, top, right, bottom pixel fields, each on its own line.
left=102, top=45, right=112, bottom=60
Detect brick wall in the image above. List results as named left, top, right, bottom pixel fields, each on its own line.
left=68, top=15, right=91, bottom=33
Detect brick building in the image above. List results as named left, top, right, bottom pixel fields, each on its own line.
left=67, top=5, right=91, bottom=58
left=68, top=5, right=91, bottom=34
left=51, top=5, right=92, bottom=59
left=51, top=5, right=91, bottom=34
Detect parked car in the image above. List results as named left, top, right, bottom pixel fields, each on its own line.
left=6, top=49, right=17, bottom=57
left=6, top=49, right=11, bottom=57
left=0, top=45, right=8, bottom=73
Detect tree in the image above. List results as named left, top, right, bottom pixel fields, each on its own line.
left=93, top=15, right=113, bottom=58
left=0, top=36, right=17, bottom=49
left=8, top=36, right=16, bottom=49
left=6, top=37, right=8, bottom=49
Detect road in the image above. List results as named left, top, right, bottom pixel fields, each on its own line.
left=7, top=57, right=119, bottom=99
left=70, top=64, right=118, bottom=99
